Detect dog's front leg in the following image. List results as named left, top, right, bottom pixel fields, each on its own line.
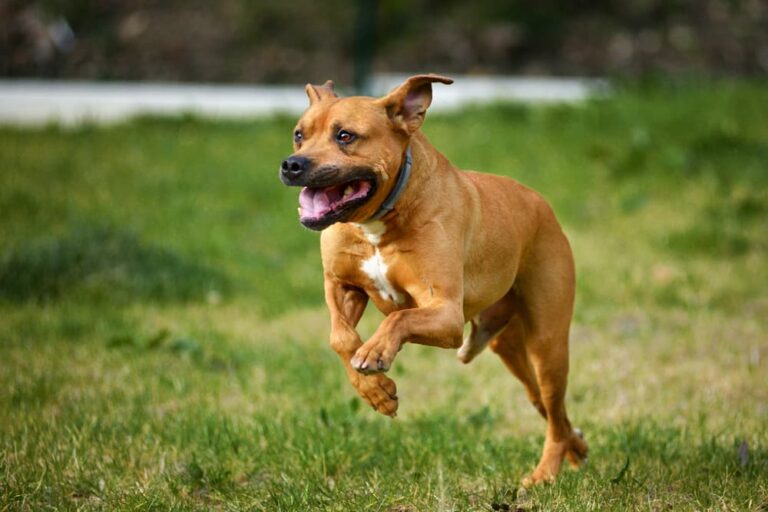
left=351, top=300, right=464, bottom=374
left=324, top=274, right=399, bottom=416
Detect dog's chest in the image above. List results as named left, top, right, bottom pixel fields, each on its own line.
left=350, top=222, right=405, bottom=306
left=360, top=246, right=404, bottom=305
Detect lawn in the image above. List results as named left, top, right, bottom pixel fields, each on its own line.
left=1, top=80, right=767, bottom=511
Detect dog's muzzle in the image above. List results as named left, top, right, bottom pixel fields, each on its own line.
left=279, top=156, right=379, bottom=230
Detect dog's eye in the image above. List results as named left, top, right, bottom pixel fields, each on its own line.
left=336, top=130, right=356, bottom=144
left=293, top=130, right=303, bottom=144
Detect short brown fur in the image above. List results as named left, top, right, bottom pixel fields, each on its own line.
left=283, top=74, right=588, bottom=485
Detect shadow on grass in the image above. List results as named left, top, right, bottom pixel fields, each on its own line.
left=0, top=222, right=229, bottom=304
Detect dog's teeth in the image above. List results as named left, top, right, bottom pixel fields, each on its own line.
left=343, top=185, right=353, bottom=198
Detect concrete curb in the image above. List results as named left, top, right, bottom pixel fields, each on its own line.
left=0, top=75, right=608, bottom=126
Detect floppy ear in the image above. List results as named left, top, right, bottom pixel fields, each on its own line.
left=305, top=80, right=337, bottom=105
left=376, top=74, right=453, bottom=134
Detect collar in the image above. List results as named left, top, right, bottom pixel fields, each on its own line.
left=369, top=145, right=413, bottom=221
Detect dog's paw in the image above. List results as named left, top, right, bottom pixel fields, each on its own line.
left=521, top=471, right=555, bottom=488
left=350, top=339, right=399, bottom=374
left=566, top=427, right=589, bottom=468
left=353, top=373, right=398, bottom=417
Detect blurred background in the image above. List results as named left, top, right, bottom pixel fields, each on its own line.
left=1, top=1, right=767, bottom=510
left=3, top=0, right=768, bottom=87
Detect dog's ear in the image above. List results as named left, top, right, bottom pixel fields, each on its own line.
left=376, top=74, right=453, bottom=134
left=305, top=80, right=337, bottom=105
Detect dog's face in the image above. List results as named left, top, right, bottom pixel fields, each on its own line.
left=280, top=74, right=453, bottom=230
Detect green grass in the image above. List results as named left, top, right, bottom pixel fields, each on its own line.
left=1, top=81, right=767, bottom=510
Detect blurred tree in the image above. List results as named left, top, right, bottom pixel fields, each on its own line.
left=1, top=0, right=766, bottom=82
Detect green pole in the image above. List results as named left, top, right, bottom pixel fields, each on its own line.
left=354, top=0, right=376, bottom=96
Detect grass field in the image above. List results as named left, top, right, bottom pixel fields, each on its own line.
left=1, top=81, right=767, bottom=511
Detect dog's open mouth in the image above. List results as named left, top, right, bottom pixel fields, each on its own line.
left=298, top=178, right=375, bottom=228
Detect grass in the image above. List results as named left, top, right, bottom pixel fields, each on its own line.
left=1, top=80, right=767, bottom=510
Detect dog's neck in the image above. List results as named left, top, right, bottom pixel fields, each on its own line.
left=366, top=132, right=457, bottom=235
left=369, top=146, right=413, bottom=221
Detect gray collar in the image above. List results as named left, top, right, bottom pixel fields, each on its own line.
left=370, top=146, right=413, bottom=221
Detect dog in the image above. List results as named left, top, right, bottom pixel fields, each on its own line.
left=279, top=74, right=588, bottom=485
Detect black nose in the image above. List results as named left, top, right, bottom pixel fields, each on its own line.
left=280, top=155, right=311, bottom=180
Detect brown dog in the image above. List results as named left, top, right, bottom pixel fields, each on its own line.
left=279, top=74, right=588, bottom=485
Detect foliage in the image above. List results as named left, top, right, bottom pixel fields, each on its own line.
left=3, top=0, right=768, bottom=81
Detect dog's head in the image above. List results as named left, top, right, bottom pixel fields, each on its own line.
left=280, top=74, right=453, bottom=230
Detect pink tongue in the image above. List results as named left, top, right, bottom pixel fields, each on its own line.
left=313, top=189, right=329, bottom=213
left=299, top=187, right=330, bottom=218
left=299, top=181, right=372, bottom=219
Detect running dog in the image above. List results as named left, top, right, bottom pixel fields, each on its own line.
left=279, top=75, right=588, bottom=485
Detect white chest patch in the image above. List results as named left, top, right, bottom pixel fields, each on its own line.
left=361, top=248, right=404, bottom=304
left=354, top=221, right=404, bottom=305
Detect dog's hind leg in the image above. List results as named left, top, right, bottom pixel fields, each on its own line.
left=489, top=313, right=547, bottom=419
left=514, top=230, right=588, bottom=486
left=457, top=291, right=517, bottom=364
left=521, top=327, right=588, bottom=486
